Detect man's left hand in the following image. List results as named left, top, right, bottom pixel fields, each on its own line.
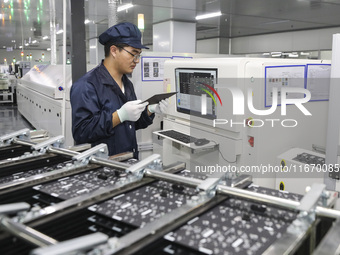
left=148, top=99, right=168, bottom=114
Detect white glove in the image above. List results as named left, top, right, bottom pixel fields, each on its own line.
left=148, top=99, right=168, bottom=114
left=117, top=100, right=148, bottom=123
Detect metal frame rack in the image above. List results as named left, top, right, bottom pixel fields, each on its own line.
left=0, top=130, right=339, bottom=255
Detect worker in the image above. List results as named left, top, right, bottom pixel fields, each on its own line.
left=70, top=22, right=167, bottom=159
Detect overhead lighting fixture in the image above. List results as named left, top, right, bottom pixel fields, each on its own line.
left=262, top=53, right=270, bottom=56
left=289, top=52, right=299, bottom=58
left=32, top=40, right=37, bottom=44
left=47, top=48, right=51, bottom=51
left=262, top=20, right=290, bottom=25
left=138, top=14, right=144, bottom=30
left=56, top=29, right=63, bottom=34
left=117, top=3, right=133, bottom=12
left=42, top=36, right=48, bottom=40
left=271, top=52, right=282, bottom=57
left=25, top=43, right=29, bottom=46
left=300, top=52, right=310, bottom=56
left=84, top=19, right=91, bottom=24
left=90, top=45, right=96, bottom=49
left=195, top=11, right=222, bottom=20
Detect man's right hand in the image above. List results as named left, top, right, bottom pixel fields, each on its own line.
left=117, top=100, right=148, bottom=123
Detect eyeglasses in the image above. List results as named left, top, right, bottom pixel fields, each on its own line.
left=118, top=47, right=141, bottom=62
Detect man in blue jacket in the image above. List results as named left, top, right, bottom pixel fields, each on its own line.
left=70, top=22, right=167, bottom=159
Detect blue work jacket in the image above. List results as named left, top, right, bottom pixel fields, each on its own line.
left=70, top=61, right=154, bottom=159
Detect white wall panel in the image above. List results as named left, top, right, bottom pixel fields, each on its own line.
left=153, top=22, right=172, bottom=52
left=197, top=38, right=219, bottom=54
left=153, top=21, right=195, bottom=53
left=172, top=21, right=196, bottom=53
left=231, top=27, right=340, bottom=54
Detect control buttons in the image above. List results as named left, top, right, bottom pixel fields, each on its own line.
left=246, top=117, right=254, bottom=127
left=279, top=182, right=285, bottom=191
left=280, top=159, right=286, bottom=170
left=248, top=136, right=254, bottom=147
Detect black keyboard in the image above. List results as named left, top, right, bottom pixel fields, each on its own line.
left=158, top=130, right=197, bottom=144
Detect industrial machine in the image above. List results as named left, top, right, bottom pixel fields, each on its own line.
left=156, top=58, right=331, bottom=189
left=0, top=72, right=13, bottom=103
left=15, top=54, right=229, bottom=155
left=131, top=52, right=235, bottom=159
left=0, top=129, right=339, bottom=255
left=16, top=64, right=74, bottom=147
left=17, top=61, right=31, bottom=78
left=276, top=148, right=327, bottom=195
left=0, top=73, right=9, bottom=90
left=14, top=58, right=333, bottom=192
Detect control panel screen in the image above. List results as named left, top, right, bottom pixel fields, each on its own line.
left=175, top=68, right=217, bottom=119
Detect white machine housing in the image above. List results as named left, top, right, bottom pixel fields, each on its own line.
left=16, top=64, right=73, bottom=147
left=131, top=52, right=236, bottom=159
left=0, top=73, right=9, bottom=90
left=276, top=148, right=326, bottom=195
left=161, top=57, right=330, bottom=188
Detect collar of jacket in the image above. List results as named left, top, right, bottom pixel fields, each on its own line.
left=97, top=61, right=134, bottom=100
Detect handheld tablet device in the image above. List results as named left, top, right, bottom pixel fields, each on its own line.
left=143, top=92, right=177, bottom=105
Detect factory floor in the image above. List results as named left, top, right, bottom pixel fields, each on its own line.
left=0, top=104, right=34, bottom=136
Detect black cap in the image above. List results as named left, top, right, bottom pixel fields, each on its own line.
left=99, top=22, right=149, bottom=49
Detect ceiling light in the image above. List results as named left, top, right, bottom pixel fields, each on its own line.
left=138, top=14, right=144, bottom=30
left=25, top=43, right=29, bottom=46
left=271, top=52, right=282, bottom=57
left=300, top=52, right=310, bottom=56
left=19, top=46, right=22, bottom=49
left=42, top=36, right=48, bottom=40
left=117, top=3, right=133, bottom=12
left=90, top=45, right=96, bottom=49
left=289, top=53, right=299, bottom=58
left=47, top=48, right=51, bottom=51
left=56, top=29, right=63, bottom=34
left=262, top=20, right=290, bottom=25
left=195, top=11, right=222, bottom=20
left=32, top=40, right=37, bottom=44
left=84, top=19, right=90, bottom=24
left=262, top=53, right=270, bottom=56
